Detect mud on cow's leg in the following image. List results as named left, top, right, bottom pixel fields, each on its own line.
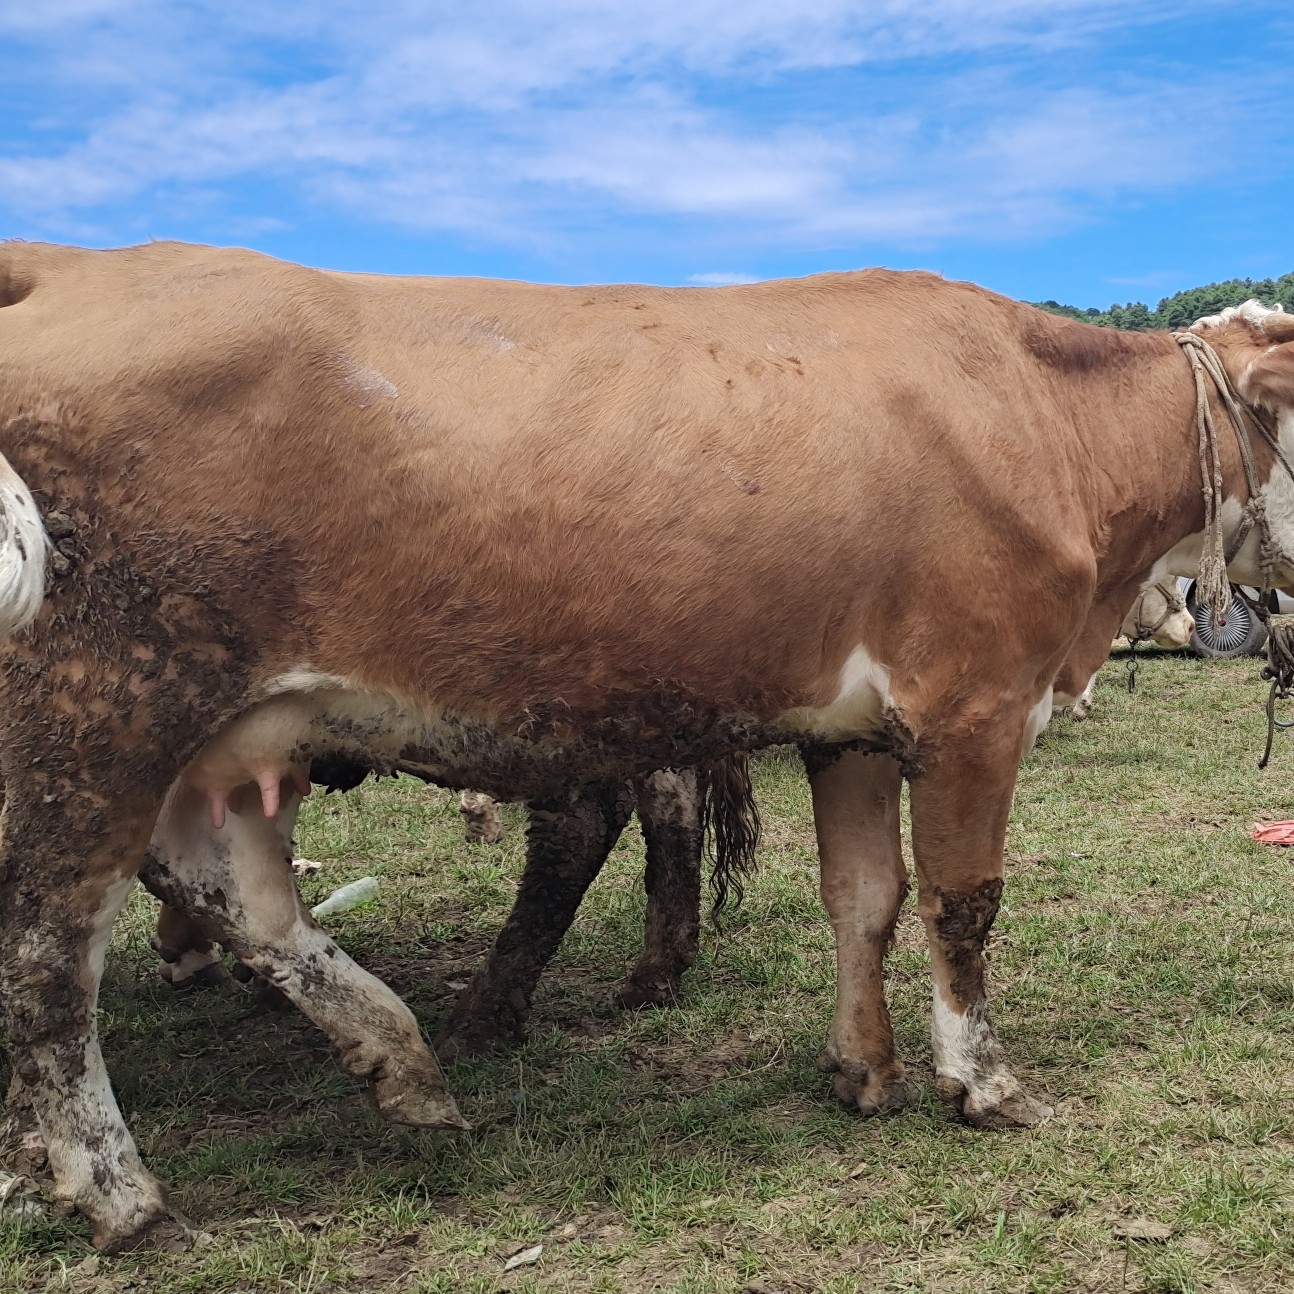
left=2, top=1056, right=60, bottom=1185
left=142, top=780, right=468, bottom=1131
left=0, top=786, right=181, bottom=1252
left=909, top=725, right=1052, bottom=1130
left=616, top=769, right=703, bottom=1010
left=806, top=748, right=911, bottom=1116
left=439, top=780, right=635, bottom=1060
left=0, top=1069, right=48, bottom=1176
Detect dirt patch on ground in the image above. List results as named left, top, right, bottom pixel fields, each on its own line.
left=623, top=1029, right=759, bottom=1096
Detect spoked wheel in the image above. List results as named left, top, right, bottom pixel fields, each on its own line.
left=1185, top=582, right=1268, bottom=658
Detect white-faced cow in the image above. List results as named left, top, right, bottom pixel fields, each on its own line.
left=1, top=242, right=1292, bottom=1251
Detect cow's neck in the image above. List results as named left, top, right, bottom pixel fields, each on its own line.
left=1063, top=333, right=1275, bottom=595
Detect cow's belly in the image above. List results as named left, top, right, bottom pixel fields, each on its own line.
left=184, top=673, right=813, bottom=810
left=184, top=638, right=911, bottom=816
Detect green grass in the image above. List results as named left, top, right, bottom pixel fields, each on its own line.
left=6, top=651, right=1294, bottom=1291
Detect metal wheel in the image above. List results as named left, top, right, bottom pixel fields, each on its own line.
left=1185, top=582, right=1268, bottom=658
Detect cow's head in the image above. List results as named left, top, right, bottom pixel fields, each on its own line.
left=1190, top=301, right=1294, bottom=588
left=1124, top=581, right=1194, bottom=649
left=1191, top=300, right=1294, bottom=408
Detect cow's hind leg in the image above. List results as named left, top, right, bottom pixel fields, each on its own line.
left=910, top=722, right=1052, bottom=1129
left=0, top=792, right=177, bottom=1251
left=808, top=749, right=910, bottom=1116
left=142, top=780, right=466, bottom=1130
left=152, top=903, right=231, bottom=990
left=616, top=769, right=703, bottom=1010
left=438, top=780, right=635, bottom=1059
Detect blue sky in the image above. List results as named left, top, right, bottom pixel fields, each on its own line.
left=1, top=1, right=1289, bottom=308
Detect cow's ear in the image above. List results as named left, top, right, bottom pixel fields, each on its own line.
left=1244, top=339, right=1294, bottom=412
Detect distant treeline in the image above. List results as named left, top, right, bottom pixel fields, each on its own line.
left=1034, top=272, right=1294, bottom=331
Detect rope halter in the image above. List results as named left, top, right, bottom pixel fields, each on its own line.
left=1172, top=331, right=1291, bottom=623
left=1175, top=328, right=1294, bottom=767
left=1127, top=581, right=1186, bottom=645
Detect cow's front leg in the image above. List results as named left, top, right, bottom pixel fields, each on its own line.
left=438, top=780, right=635, bottom=1059
left=807, top=749, right=910, bottom=1115
left=0, top=794, right=176, bottom=1251
left=910, top=725, right=1052, bottom=1129
left=142, top=780, right=467, bottom=1130
left=616, top=768, right=703, bottom=1009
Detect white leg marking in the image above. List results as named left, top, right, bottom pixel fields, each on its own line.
left=1072, top=674, right=1097, bottom=720
left=150, top=784, right=466, bottom=1129
left=37, top=874, right=167, bottom=1246
left=931, top=987, right=1016, bottom=1107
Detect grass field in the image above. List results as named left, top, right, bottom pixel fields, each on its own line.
left=5, top=651, right=1294, bottom=1292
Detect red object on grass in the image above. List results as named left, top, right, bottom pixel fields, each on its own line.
left=1250, top=821, right=1294, bottom=845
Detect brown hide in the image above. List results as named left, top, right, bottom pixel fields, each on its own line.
left=0, top=241, right=1245, bottom=776
left=1052, top=578, right=1150, bottom=700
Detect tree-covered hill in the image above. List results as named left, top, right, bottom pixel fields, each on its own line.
left=1034, top=272, right=1294, bottom=331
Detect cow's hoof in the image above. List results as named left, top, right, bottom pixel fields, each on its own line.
left=372, top=1074, right=470, bottom=1131
left=436, top=1009, right=525, bottom=1062
left=96, top=1213, right=193, bottom=1255
left=831, top=1070, right=910, bottom=1117
left=436, top=1026, right=509, bottom=1063
left=157, top=958, right=233, bottom=992
left=965, top=1089, right=1052, bottom=1130
left=818, top=1049, right=909, bottom=1117
left=938, top=1076, right=1052, bottom=1129
left=65, top=1175, right=176, bottom=1254
left=614, top=976, right=682, bottom=1011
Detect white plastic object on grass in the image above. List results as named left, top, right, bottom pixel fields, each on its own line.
left=0, top=1171, right=43, bottom=1220
left=310, top=877, right=379, bottom=920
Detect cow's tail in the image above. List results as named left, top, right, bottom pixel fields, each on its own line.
left=0, top=455, right=46, bottom=639
left=700, top=752, right=761, bottom=921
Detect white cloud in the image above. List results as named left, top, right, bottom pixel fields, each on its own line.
left=0, top=0, right=1283, bottom=256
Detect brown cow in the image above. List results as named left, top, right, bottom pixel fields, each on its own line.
left=1, top=243, right=1292, bottom=1250
left=151, top=577, right=1182, bottom=1013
